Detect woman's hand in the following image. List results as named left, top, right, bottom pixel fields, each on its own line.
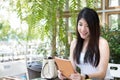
left=58, top=70, right=67, bottom=80
left=70, top=72, right=85, bottom=80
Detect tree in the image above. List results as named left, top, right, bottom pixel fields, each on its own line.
left=0, top=21, right=11, bottom=41
left=13, top=0, right=66, bottom=57
left=10, top=0, right=95, bottom=58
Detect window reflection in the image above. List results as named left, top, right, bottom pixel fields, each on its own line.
left=94, top=0, right=102, bottom=9
left=80, top=0, right=102, bottom=9
left=109, top=0, right=120, bottom=7
left=108, top=14, right=120, bottom=30
left=106, top=0, right=120, bottom=9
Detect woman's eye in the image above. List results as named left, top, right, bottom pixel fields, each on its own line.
left=79, top=23, right=82, bottom=26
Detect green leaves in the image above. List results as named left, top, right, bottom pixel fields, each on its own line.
left=101, top=25, right=120, bottom=64
left=0, top=21, right=11, bottom=41
left=11, top=0, right=97, bottom=57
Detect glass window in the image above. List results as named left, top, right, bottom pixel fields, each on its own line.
left=109, top=14, right=120, bottom=30
left=109, top=0, right=120, bottom=7
left=94, top=0, right=102, bottom=9
left=106, top=0, right=120, bottom=9
left=80, top=0, right=102, bottom=9
left=106, top=12, right=120, bottom=30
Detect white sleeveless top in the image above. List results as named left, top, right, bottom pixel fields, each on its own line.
left=76, top=52, right=98, bottom=74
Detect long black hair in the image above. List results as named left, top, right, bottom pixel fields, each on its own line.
left=73, top=7, right=100, bottom=67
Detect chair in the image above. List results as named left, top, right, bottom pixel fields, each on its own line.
left=105, top=63, right=120, bottom=79
left=0, top=60, right=29, bottom=80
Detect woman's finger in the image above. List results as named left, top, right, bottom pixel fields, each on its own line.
left=70, top=73, right=82, bottom=80
left=57, top=70, right=66, bottom=80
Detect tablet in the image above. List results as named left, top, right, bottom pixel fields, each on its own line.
left=54, top=57, right=75, bottom=78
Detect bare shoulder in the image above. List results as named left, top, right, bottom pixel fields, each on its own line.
left=70, top=39, right=77, bottom=69
left=99, top=37, right=109, bottom=46
left=70, top=39, right=77, bottom=49
left=70, top=39, right=77, bottom=56
left=99, top=37, right=110, bottom=55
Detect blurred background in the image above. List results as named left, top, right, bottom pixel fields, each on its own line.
left=0, top=0, right=120, bottom=80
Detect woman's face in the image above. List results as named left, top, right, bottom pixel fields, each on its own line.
left=78, top=18, right=90, bottom=40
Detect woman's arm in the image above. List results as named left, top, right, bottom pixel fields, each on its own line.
left=88, top=37, right=110, bottom=79
left=58, top=39, right=78, bottom=80
left=69, top=39, right=77, bottom=71
left=69, top=39, right=84, bottom=80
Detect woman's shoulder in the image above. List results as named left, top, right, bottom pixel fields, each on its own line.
left=70, top=39, right=77, bottom=50
left=71, top=39, right=77, bottom=46
left=99, top=37, right=109, bottom=50
left=99, top=37, right=109, bottom=45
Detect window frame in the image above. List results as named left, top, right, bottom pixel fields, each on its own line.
left=98, top=12, right=102, bottom=25
left=105, top=11, right=120, bottom=29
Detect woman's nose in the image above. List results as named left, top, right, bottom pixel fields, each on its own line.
left=81, top=26, right=86, bottom=31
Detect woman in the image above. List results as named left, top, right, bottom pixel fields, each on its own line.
left=58, top=7, right=110, bottom=80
